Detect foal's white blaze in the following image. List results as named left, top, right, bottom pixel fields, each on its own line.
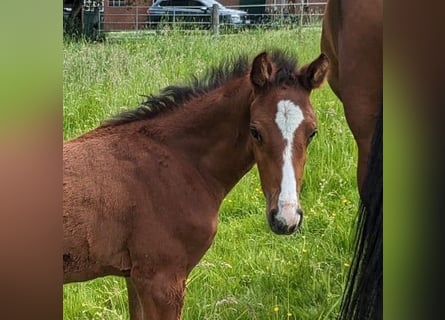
left=275, top=100, right=304, bottom=227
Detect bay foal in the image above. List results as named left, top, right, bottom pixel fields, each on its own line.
left=64, top=50, right=328, bottom=319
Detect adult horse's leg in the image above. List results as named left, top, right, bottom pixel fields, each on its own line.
left=321, top=1, right=382, bottom=319
left=126, top=277, right=143, bottom=320
left=338, top=107, right=382, bottom=320
left=343, top=98, right=380, bottom=193
left=321, top=0, right=382, bottom=190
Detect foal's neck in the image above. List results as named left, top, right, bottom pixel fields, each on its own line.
left=151, top=76, right=255, bottom=201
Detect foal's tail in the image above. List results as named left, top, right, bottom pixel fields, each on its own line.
left=338, top=105, right=383, bottom=320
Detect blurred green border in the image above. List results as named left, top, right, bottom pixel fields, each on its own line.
left=384, top=50, right=427, bottom=320
left=0, top=1, right=62, bottom=131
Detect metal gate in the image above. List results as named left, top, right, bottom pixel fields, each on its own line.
left=83, top=0, right=104, bottom=40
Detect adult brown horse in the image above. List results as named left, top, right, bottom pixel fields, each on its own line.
left=321, top=0, right=382, bottom=319
left=63, top=49, right=329, bottom=319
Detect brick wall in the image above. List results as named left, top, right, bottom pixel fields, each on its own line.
left=223, top=0, right=241, bottom=6
left=103, top=1, right=148, bottom=31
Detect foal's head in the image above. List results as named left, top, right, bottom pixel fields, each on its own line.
left=249, top=51, right=329, bottom=235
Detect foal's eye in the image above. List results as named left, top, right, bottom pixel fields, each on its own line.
left=249, top=126, right=262, bottom=142
left=308, top=129, right=317, bottom=143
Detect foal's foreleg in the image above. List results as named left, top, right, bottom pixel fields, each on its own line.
left=126, top=277, right=143, bottom=320
left=131, top=269, right=187, bottom=320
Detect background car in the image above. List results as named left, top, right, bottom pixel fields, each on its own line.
left=147, top=0, right=250, bottom=29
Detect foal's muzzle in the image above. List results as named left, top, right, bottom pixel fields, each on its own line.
left=268, top=208, right=303, bottom=235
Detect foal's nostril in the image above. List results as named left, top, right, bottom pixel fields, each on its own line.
left=296, top=208, right=303, bottom=228
left=288, top=224, right=297, bottom=233
left=296, top=208, right=303, bottom=217
left=270, top=208, right=278, bottom=218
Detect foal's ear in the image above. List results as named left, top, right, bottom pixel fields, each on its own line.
left=250, top=52, right=273, bottom=89
left=299, top=53, right=329, bottom=91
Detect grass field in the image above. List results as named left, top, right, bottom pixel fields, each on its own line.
left=63, top=28, right=358, bottom=319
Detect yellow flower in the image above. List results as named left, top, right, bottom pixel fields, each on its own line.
left=342, top=199, right=349, bottom=205
left=274, top=306, right=279, bottom=312
left=344, top=262, right=350, bottom=268
left=287, top=312, right=292, bottom=317
left=302, top=248, right=307, bottom=253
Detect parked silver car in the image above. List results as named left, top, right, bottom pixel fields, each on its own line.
left=147, top=0, right=250, bottom=29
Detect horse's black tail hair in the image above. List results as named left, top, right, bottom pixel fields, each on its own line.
left=338, top=105, right=383, bottom=320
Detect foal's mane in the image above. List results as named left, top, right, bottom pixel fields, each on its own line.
left=101, top=49, right=298, bottom=127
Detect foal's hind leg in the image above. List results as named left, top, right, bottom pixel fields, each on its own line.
left=131, top=267, right=187, bottom=320
left=126, top=277, right=143, bottom=320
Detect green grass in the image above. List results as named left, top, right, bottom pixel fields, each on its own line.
left=63, top=29, right=358, bottom=319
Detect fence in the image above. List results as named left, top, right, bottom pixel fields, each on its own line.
left=94, top=1, right=326, bottom=36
